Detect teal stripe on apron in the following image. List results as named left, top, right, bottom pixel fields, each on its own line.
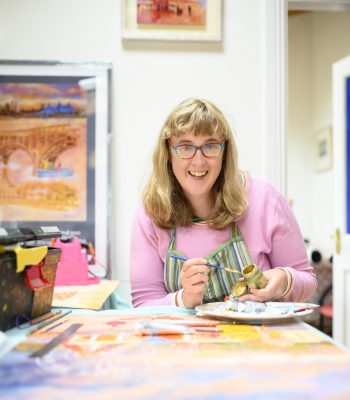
left=164, top=224, right=252, bottom=303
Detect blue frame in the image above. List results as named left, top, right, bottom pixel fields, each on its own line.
left=347, top=76, right=350, bottom=233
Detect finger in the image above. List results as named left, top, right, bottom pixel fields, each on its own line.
left=191, top=282, right=207, bottom=294
left=182, top=281, right=207, bottom=297
left=183, top=272, right=209, bottom=287
left=182, top=264, right=210, bottom=277
left=238, top=294, right=266, bottom=302
left=239, top=287, right=278, bottom=302
left=182, top=258, right=207, bottom=272
left=250, top=278, right=284, bottom=298
left=249, top=287, right=273, bottom=297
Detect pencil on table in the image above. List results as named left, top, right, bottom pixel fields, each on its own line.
left=30, top=310, right=62, bottom=325
left=28, top=310, right=72, bottom=334
left=44, top=319, right=69, bottom=332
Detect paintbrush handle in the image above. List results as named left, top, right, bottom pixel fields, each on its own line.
left=169, top=254, right=242, bottom=275
left=205, top=262, right=236, bottom=273
left=44, top=319, right=69, bottom=332
left=30, top=310, right=62, bottom=325
left=169, top=254, right=219, bottom=268
left=224, top=267, right=242, bottom=275
left=210, top=264, right=242, bottom=275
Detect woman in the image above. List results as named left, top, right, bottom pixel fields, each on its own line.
left=130, top=98, right=317, bottom=308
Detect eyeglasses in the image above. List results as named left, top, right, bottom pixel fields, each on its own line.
left=168, top=140, right=226, bottom=159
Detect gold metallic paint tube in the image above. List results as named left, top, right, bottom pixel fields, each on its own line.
left=231, top=281, right=249, bottom=297
left=242, top=263, right=268, bottom=289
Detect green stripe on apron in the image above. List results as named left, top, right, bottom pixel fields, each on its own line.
left=164, top=224, right=252, bottom=303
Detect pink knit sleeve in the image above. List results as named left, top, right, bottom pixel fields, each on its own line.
left=129, top=207, right=176, bottom=307
left=268, top=195, right=318, bottom=302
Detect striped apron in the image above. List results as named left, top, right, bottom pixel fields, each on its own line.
left=164, top=224, right=252, bottom=303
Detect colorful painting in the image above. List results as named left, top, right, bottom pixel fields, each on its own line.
left=137, top=0, right=206, bottom=25
left=1, top=313, right=350, bottom=399
left=0, top=80, right=87, bottom=221
left=0, top=62, right=111, bottom=270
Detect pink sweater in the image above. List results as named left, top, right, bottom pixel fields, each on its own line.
left=130, top=175, right=317, bottom=307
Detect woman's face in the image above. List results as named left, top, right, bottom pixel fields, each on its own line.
left=169, top=131, right=224, bottom=206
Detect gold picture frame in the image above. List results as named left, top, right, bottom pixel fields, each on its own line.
left=122, top=0, right=222, bottom=42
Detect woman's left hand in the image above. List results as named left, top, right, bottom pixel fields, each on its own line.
left=238, top=268, right=288, bottom=302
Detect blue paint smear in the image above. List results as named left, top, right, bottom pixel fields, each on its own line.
left=347, top=77, right=350, bottom=233
left=204, top=392, right=302, bottom=400
left=183, top=369, right=234, bottom=384
left=2, top=354, right=350, bottom=399
left=308, top=367, right=350, bottom=392
left=144, top=336, right=170, bottom=344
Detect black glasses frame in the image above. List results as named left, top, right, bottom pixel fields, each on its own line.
left=168, top=140, right=226, bottom=159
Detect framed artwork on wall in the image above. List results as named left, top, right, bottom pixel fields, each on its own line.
left=315, top=126, right=333, bottom=172
left=122, top=0, right=222, bottom=41
left=0, top=60, right=112, bottom=274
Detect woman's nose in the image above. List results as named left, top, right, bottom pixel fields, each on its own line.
left=192, top=148, right=206, bottom=163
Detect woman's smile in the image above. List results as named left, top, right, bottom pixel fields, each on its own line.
left=188, top=170, right=208, bottom=178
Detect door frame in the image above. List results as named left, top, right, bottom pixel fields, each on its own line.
left=269, top=0, right=350, bottom=344
left=332, top=55, right=350, bottom=345
left=265, top=0, right=350, bottom=194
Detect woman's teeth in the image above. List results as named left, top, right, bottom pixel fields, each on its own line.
left=189, top=171, right=207, bottom=177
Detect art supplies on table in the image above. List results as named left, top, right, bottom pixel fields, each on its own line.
left=28, top=311, right=62, bottom=326
left=30, top=323, right=82, bottom=358
left=16, top=311, right=63, bottom=330
left=0, top=226, right=61, bottom=332
left=28, top=310, right=72, bottom=334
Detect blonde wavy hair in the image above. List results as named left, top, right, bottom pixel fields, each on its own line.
left=142, top=98, right=248, bottom=229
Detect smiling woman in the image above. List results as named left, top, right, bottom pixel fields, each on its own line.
left=144, top=98, right=245, bottom=229
left=129, top=98, right=318, bottom=309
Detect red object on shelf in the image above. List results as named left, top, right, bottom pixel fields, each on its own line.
left=24, top=261, right=50, bottom=290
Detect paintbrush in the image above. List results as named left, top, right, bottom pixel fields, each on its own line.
left=30, top=310, right=62, bottom=325
left=169, top=254, right=242, bottom=275
left=16, top=311, right=62, bottom=329
left=28, top=310, right=72, bottom=334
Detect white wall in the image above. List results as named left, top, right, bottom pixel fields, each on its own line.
left=0, top=0, right=276, bottom=305
left=288, top=11, right=350, bottom=256
left=288, top=13, right=313, bottom=240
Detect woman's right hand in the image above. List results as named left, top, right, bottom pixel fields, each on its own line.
left=180, top=258, right=210, bottom=308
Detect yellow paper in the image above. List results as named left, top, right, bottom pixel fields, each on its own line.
left=14, top=246, right=48, bottom=272
left=52, top=279, right=119, bottom=310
